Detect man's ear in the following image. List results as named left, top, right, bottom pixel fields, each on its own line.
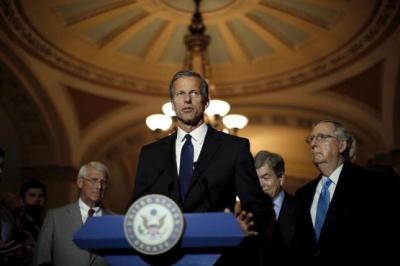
left=338, top=140, right=347, bottom=153
left=280, top=174, right=285, bottom=186
left=76, top=178, right=83, bottom=189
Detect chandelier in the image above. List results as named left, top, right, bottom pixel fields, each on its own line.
left=146, top=0, right=248, bottom=136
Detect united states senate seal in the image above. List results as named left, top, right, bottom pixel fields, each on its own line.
left=124, top=194, right=184, bottom=255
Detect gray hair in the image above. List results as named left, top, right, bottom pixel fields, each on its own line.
left=78, top=161, right=110, bottom=179
left=314, top=120, right=353, bottom=161
left=168, top=70, right=209, bottom=104
left=254, top=150, right=285, bottom=177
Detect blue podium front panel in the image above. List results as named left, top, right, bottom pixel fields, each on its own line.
left=73, top=213, right=244, bottom=265
left=73, top=213, right=244, bottom=249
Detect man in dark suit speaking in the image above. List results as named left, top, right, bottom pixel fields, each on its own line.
left=131, top=70, right=273, bottom=263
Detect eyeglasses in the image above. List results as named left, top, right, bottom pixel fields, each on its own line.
left=174, top=90, right=201, bottom=99
left=305, top=134, right=336, bottom=144
left=83, top=177, right=108, bottom=186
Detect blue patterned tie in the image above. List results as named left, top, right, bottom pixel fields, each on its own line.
left=179, top=134, right=194, bottom=201
left=314, top=177, right=332, bottom=240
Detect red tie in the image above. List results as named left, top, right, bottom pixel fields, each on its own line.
left=88, top=208, right=95, bottom=218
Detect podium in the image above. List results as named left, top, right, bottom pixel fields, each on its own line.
left=73, top=213, right=245, bottom=265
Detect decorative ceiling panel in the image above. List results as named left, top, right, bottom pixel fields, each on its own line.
left=246, top=10, right=310, bottom=49
left=84, top=8, right=148, bottom=47
left=159, top=24, right=186, bottom=65
left=118, top=18, right=167, bottom=58
left=260, top=0, right=342, bottom=29
left=227, top=19, right=275, bottom=61
left=207, top=25, right=231, bottom=65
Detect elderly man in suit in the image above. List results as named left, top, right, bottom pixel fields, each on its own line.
left=292, top=120, right=400, bottom=264
left=34, top=161, right=113, bottom=266
left=132, top=70, right=273, bottom=265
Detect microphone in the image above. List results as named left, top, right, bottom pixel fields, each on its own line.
left=193, top=161, right=199, bottom=171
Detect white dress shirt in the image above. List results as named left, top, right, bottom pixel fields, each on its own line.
left=78, top=198, right=102, bottom=223
left=310, top=164, right=343, bottom=226
left=273, top=190, right=285, bottom=220
left=175, top=122, right=208, bottom=174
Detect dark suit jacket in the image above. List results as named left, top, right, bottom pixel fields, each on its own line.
left=132, top=126, right=271, bottom=223
left=34, top=202, right=113, bottom=266
left=132, top=126, right=273, bottom=265
left=277, top=191, right=296, bottom=248
left=292, top=162, right=400, bottom=264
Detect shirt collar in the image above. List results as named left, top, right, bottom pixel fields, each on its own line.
left=273, top=190, right=285, bottom=207
left=177, top=122, right=208, bottom=144
left=78, top=198, right=100, bottom=213
left=324, top=163, right=344, bottom=185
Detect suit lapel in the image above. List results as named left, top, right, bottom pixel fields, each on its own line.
left=188, top=127, right=222, bottom=190
left=65, top=203, right=91, bottom=262
left=303, top=177, right=320, bottom=241
left=321, top=164, right=352, bottom=238
left=141, top=133, right=177, bottom=198
left=168, top=132, right=179, bottom=180
left=66, top=202, right=83, bottom=228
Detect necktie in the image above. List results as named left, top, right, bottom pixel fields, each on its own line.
left=314, top=177, right=333, bottom=240
left=179, top=134, right=194, bottom=201
left=88, top=208, right=95, bottom=220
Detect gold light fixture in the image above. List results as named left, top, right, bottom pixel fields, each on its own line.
left=146, top=0, right=248, bottom=135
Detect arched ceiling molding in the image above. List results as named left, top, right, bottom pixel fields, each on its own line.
left=232, top=104, right=385, bottom=161
left=77, top=102, right=388, bottom=189
left=77, top=105, right=159, bottom=164
left=380, top=30, right=400, bottom=149
left=323, top=61, right=382, bottom=115
left=66, top=86, right=130, bottom=132
left=0, top=40, right=71, bottom=165
left=80, top=118, right=151, bottom=166
left=53, top=0, right=137, bottom=26
left=1, top=0, right=399, bottom=96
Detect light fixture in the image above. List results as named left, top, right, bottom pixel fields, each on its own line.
left=205, top=100, right=231, bottom=117
left=223, top=114, right=248, bottom=135
left=145, top=114, right=172, bottom=132
left=146, top=0, right=248, bottom=136
left=162, top=102, right=175, bottom=117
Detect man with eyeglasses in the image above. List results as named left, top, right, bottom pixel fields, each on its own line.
left=291, top=120, right=400, bottom=264
left=34, top=161, right=113, bottom=266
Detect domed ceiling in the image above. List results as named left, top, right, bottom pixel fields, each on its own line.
left=4, top=0, right=397, bottom=96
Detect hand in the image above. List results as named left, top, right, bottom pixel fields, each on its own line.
left=224, top=208, right=258, bottom=236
